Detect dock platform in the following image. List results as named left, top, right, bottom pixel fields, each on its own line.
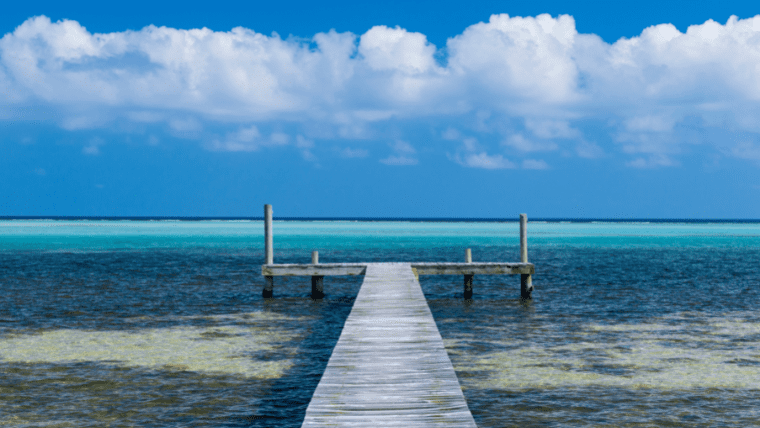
left=301, top=263, right=477, bottom=427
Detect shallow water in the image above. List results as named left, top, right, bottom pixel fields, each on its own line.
left=1, top=220, right=759, bottom=426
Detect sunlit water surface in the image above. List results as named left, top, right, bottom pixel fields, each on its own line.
left=1, top=220, right=759, bottom=427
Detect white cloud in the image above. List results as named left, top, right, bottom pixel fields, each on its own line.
left=442, top=127, right=460, bottom=140
left=207, top=126, right=290, bottom=152
left=359, top=26, right=437, bottom=74
left=625, top=154, right=676, bottom=168
left=446, top=14, right=579, bottom=104
left=128, top=111, right=165, bottom=123
left=525, top=119, right=579, bottom=139
left=453, top=152, right=516, bottom=169
left=270, top=132, right=290, bottom=145
left=82, top=137, right=103, bottom=155
left=234, top=126, right=261, bottom=143
left=730, top=141, right=760, bottom=162
left=575, top=140, right=604, bottom=158
left=442, top=128, right=480, bottom=152
left=170, top=118, right=202, bottom=132
left=296, top=135, right=317, bottom=162
left=390, top=140, right=415, bottom=154
left=300, top=149, right=317, bottom=162
left=503, top=134, right=558, bottom=152
left=625, top=115, right=675, bottom=132
left=380, top=140, right=417, bottom=165
left=296, top=135, right=314, bottom=148
left=462, top=137, right=478, bottom=151
left=5, top=14, right=760, bottom=167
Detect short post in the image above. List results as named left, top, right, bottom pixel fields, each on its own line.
left=520, top=213, right=533, bottom=299
left=263, top=204, right=274, bottom=298
left=311, top=251, right=324, bottom=299
left=464, top=248, right=473, bottom=299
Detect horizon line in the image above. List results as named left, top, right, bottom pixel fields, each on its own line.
left=2, top=216, right=760, bottom=223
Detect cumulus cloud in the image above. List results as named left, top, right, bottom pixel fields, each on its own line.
left=5, top=14, right=760, bottom=167
left=359, top=26, right=437, bottom=74
left=446, top=14, right=579, bottom=105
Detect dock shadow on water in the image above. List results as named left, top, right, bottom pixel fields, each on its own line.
left=0, top=249, right=361, bottom=428
left=239, top=277, right=360, bottom=427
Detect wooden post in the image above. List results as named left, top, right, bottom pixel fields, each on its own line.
left=265, top=204, right=273, bottom=264
left=311, top=251, right=324, bottom=299
left=264, top=276, right=274, bottom=298
left=263, top=204, right=274, bottom=298
left=520, top=213, right=533, bottom=299
left=464, top=248, right=473, bottom=299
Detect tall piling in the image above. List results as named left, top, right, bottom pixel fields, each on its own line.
left=520, top=213, right=533, bottom=299
left=263, top=204, right=274, bottom=298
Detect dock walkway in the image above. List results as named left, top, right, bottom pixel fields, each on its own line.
left=301, top=263, right=477, bottom=427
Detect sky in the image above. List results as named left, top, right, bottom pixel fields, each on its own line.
left=2, top=0, right=760, bottom=218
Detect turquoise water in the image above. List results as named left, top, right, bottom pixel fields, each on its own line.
left=1, top=220, right=760, bottom=426
left=3, top=220, right=758, bottom=251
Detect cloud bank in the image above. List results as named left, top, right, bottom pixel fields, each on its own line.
left=3, top=14, right=760, bottom=168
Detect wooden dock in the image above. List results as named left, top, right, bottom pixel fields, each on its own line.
left=301, top=263, right=477, bottom=427
left=260, top=204, right=536, bottom=426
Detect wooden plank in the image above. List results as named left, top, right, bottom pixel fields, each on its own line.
left=412, top=262, right=534, bottom=275
left=302, top=263, right=477, bottom=427
left=262, top=264, right=367, bottom=276
left=263, top=262, right=532, bottom=277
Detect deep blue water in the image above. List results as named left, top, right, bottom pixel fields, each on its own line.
left=1, top=220, right=759, bottom=426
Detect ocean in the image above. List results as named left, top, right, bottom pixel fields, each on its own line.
left=1, top=219, right=759, bottom=427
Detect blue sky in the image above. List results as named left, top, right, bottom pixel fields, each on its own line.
left=2, top=0, right=760, bottom=218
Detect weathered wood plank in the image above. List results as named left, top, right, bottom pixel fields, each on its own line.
left=302, top=263, right=477, bottom=427
left=412, top=262, right=534, bottom=275
left=262, top=264, right=367, bottom=276
left=262, top=262, right=533, bottom=276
